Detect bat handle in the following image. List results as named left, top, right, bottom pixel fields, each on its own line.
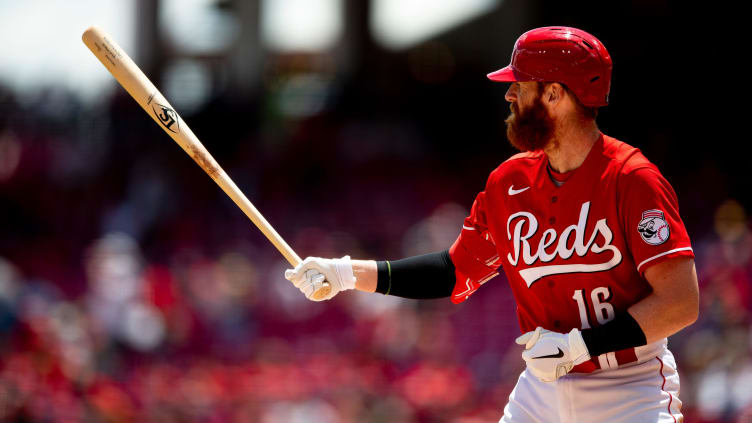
left=212, top=173, right=331, bottom=299
left=311, top=284, right=332, bottom=301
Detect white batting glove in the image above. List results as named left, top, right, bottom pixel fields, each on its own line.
left=284, top=256, right=356, bottom=301
left=515, top=327, right=591, bottom=382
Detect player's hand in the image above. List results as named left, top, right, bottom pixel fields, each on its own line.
left=284, top=256, right=356, bottom=301
left=515, top=327, right=590, bottom=382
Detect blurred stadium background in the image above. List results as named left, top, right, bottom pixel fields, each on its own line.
left=0, top=1, right=750, bottom=422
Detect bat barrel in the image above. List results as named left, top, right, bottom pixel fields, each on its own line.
left=82, top=26, right=320, bottom=281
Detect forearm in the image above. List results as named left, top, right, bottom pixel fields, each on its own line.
left=626, top=294, right=695, bottom=345
left=581, top=257, right=698, bottom=356
left=627, top=258, right=699, bottom=343
left=353, top=251, right=456, bottom=299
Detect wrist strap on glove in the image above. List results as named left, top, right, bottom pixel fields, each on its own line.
left=334, top=256, right=356, bottom=290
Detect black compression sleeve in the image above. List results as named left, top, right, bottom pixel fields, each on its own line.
left=580, top=312, right=647, bottom=357
left=375, top=250, right=455, bottom=299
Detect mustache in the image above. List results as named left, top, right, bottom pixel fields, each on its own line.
left=510, top=103, right=518, bottom=116
left=505, top=104, right=518, bottom=125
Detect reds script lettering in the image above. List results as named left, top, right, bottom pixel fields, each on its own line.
left=506, top=201, right=622, bottom=287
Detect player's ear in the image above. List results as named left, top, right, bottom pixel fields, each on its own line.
left=545, top=83, right=564, bottom=104
left=541, top=83, right=564, bottom=116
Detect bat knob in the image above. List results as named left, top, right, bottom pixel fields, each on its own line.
left=311, top=282, right=332, bottom=301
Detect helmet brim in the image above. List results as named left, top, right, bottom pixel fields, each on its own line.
left=487, top=66, right=537, bottom=82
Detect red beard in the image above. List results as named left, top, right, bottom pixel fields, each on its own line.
left=505, top=95, right=555, bottom=152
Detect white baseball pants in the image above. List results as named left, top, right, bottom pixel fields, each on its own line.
left=500, top=347, right=682, bottom=423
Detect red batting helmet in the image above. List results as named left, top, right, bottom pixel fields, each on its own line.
left=487, top=27, right=612, bottom=107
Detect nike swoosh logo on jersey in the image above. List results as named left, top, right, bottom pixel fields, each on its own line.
left=508, top=185, right=530, bottom=195
left=532, top=347, right=564, bottom=359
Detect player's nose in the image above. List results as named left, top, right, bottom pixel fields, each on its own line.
left=505, top=83, right=519, bottom=102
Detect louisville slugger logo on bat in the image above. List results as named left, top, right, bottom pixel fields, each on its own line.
left=152, top=103, right=180, bottom=133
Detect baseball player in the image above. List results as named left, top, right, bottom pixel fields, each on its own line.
left=285, top=27, right=698, bottom=422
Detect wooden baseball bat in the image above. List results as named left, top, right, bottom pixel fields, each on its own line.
left=82, top=26, right=331, bottom=299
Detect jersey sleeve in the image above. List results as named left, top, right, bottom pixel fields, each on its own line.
left=619, top=167, right=694, bottom=275
left=448, top=191, right=502, bottom=303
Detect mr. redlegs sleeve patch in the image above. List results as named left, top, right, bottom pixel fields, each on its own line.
left=637, top=209, right=670, bottom=246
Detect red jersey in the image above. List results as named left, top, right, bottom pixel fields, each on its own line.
left=449, top=134, right=693, bottom=336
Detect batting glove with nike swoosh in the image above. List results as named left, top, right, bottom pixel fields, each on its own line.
left=515, top=327, right=591, bottom=382
left=284, top=256, right=356, bottom=301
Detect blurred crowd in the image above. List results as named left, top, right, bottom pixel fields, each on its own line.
left=1, top=76, right=751, bottom=423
